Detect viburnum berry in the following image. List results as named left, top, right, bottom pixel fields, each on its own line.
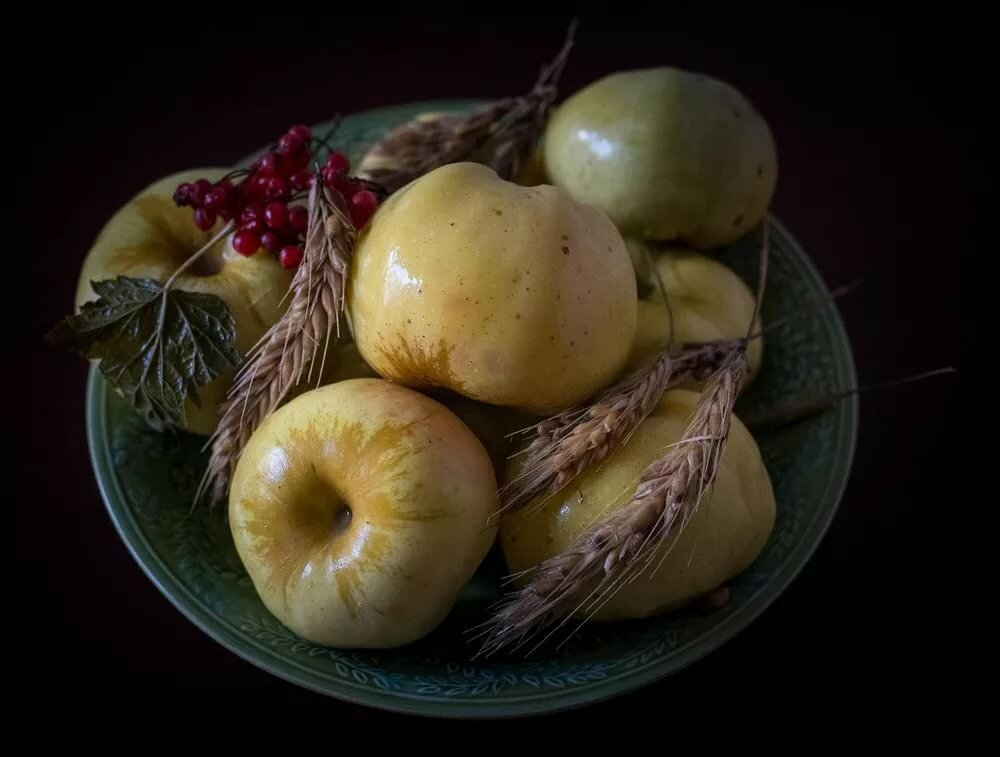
left=279, top=245, right=303, bottom=268
left=332, top=172, right=359, bottom=199
left=232, top=230, right=260, bottom=256
left=204, top=186, right=227, bottom=211
left=289, top=171, right=313, bottom=192
left=350, top=190, right=379, bottom=228
left=288, top=205, right=309, bottom=234
left=259, top=153, right=283, bottom=178
left=193, top=207, right=215, bottom=231
left=190, top=179, right=213, bottom=206
left=240, top=204, right=262, bottom=226
left=267, top=176, right=289, bottom=200
left=260, top=231, right=282, bottom=254
left=285, top=150, right=311, bottom=175
left=325, top=152, right=349, bottom=174
left=288, top=125, right=311, bottom=142
left=173, top=183, right=193, bottom=206
left=265, top=202, right=289, bottom=230
left=278, top=133, right=305, bottom=158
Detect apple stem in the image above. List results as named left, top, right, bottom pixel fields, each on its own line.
left=164, top=220, right=235, bottom=291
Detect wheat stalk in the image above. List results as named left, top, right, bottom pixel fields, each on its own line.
left=476, top=349, right=749, bottom=657
left=355, top=20, right=576, bottom=193
left=495, top=337, right=746, bottom=520
left=475, top=221, right=771, bottom=655
left=195, top=182, right=356, bottom=505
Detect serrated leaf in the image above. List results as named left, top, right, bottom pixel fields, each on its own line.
left=46, top=276, right=240, bottom=431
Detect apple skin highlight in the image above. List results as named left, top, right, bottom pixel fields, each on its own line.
left=228, top=378, right=499, bottom=649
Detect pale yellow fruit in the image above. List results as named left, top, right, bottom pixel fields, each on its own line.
left=501, top=389, right=775, bottom=620
left=347, top=162, right=637, bottom=414
left=625, top=249, right=763, bottom=380
left=543, top=67, right=777, bottom=247
left=432, top=391, right=534, bottom=477
left=229, top=378, right=499, bottom=649
left=75, top=168, right=293, bottom=435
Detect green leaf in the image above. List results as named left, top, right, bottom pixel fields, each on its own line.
left=46, top=276, right=241, bottom=431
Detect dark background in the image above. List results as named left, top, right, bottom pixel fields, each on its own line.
left=15, top=7, right=979, bottom=750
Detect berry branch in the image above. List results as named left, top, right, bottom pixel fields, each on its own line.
left=172, top=122, right=381, bottom=270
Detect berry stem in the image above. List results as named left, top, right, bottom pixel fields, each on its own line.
left=164, top=221, right=234, bottom=290
left=309, top=115, right=344, bottom=158
left=218, top=169, right=250, bottom=183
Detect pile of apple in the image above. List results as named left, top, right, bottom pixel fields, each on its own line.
left=78, top=68, right=779, bottom=650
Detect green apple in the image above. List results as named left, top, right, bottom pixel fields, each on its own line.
left=544, top=67, right=777, bottom=248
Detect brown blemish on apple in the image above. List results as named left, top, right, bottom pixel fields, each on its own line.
left=373, top=335, right=464, bottom=394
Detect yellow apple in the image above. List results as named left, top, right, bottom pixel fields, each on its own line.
left=75, top=168, right=293, bottom=435
left=500, top=389, right=775, bottom=620
left=625, top=248, right=763, bottom=380
left=347, top=162, right=638, bottom=414
left=228, top=377, right=500, bottom=648
left=431, top=391, right=535, bottom=477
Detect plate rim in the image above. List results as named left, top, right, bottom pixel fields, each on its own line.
left=85, top=99, right=859, bottom=719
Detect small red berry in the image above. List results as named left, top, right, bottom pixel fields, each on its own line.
left=288, top=206, right=309, bottom=234
left=325, top=151, right=350, bottom=174
left=259, top=153, right=283, bottom=177
left=204, top=187, right=227, bottom=211
left=265, top=202, right=289, bottom=230
left=260, top=231, right=282, bottom=254
left=350, top=190, right=379, bottom=228
left=286, top=150, right=311, bottom=174
left=288, top=125, right=311, bottom=141
left=232, top=230, right=260, bottom=256
left=173, top=183, right=193, bottom=206
left=193, top=207, right=215, bottom=231
left=190, top=179, right=213, bottom=206
left=278, top=133, right=305, bottom=158
left=267, top=176, right=289, bottom=200
left=279, top=245, right=303, bottom=268
left=240, top=204, right=262, bottom=226
left=289, top=171, right=313, bottom=192
left=332, top=172, right=359, bottom=199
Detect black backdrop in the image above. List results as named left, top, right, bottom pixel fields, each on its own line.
left=14, top=8, right=979, bottom=750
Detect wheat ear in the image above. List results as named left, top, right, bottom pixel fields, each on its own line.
left=195, top=183, right=356, bottom=505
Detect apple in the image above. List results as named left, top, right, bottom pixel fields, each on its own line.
left=228, top=377, right=500, bottom=648
left=75, top=168, right=293, bottom=435
left=625, top=248, right=763, bottom=380
left=543, top=67, right=778, bottom=248
left=430, top=391, right=535, bottom=477
left=347, top=162, right=638, bottom=414
left=500, top=389, right=775, bottom=620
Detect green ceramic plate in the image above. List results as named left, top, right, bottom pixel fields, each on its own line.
left=86, top=99, right=858, bottom=718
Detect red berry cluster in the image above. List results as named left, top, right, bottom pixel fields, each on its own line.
left=172, top=124, right=380, bottom=269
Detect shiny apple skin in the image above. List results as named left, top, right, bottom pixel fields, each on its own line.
left=543, top=67, right=778, bottom=248
left=347, top=162, right=637, bottom=414
left=74, top=168, right=293, bottom=434
left=229, top=378, right=499, bottom=649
